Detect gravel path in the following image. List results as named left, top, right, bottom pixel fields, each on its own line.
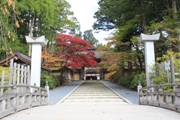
left=49, top=80, right=138, bottom=105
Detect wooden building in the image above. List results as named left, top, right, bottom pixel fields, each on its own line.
left=0, top=51, right=50, bottom=72
left=0, top=51, right=109, bottom=83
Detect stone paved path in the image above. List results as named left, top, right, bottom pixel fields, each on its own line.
left=2, top=81, right=180, bottom=120
left=57, top=81, right=129, bottom=105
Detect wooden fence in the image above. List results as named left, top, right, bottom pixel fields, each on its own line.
left=0, top=59, right=49, bottom=118
left=138, top=84, right=180, bottom=112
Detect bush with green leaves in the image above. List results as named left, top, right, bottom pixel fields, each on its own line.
left=151, top=72, right=168, bottom=85
left=41, top=72, right=59, bottom=89
left=110, top=72, right=134, bottom=88
left=130, top=72, right=146, bottom=90
left=118, top=74, right=134, bottom=88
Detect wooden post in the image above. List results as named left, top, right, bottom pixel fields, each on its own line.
left=17, top=64, right=20, bottom=84
left=20, top=65, right=24, bottom=84
left=0, top=71, right=5, bottom=95
left=9, top=59, right=13, bottom=85
left=27, top=65, right=30, bottom=85
left=170, top=56, right=175, bottom=83
left=20, top=65, right=24, bottom=93
left=24, top=66, right=27, bottom=85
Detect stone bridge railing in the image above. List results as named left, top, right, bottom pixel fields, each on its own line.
left=0, top=84, right=49, bottom=118
left=138, top=84, right=180, bottom=112
left=0, top=59, right=49, bottom=118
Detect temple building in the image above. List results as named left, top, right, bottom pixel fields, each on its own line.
left=0, top=51, right=109, bottom=83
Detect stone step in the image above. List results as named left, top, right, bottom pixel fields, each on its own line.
left=60, top=102, right=129, bottom=105
left=63, top=99, right=125, bottom=103
left=67, top=96, right=120, bottom=99
left=58, top=81, right=128, bottom=105
left=71, top=93, right=117, bottom=96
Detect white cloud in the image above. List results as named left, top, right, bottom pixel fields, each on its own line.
left=66, top=0, right=111, bottom=44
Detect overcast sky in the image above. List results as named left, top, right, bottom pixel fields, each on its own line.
left=66, top=0, right=111, bottom=44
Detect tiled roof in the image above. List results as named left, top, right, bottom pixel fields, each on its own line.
left=94, top=51, right=107, bottom=58
left=0, top=51, right=50, bottom=71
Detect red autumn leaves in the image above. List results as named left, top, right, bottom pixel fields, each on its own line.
left=49, top=33, right=97, bottom=69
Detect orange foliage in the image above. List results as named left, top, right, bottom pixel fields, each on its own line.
left=106, top=71, right=116, bottom=78
left=42, top=50, right=64, bottom=68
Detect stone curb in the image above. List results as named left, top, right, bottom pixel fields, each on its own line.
left=55, top=81, right=84, bottom=105
left=101, top=81, right=133, bottom=104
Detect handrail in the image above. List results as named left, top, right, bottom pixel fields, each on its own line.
left=0, top=84, right=49, bottom=118
left=138, top=83, right=180, bottom=113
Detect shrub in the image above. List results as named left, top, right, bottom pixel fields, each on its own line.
left=118, top=74, right=134, bottom=88
left=41, top=72, right=59, bottom=89
left=109, top=72, right=119, bottom=83
left=110, top=72, right=134, bottom=88
left=151, top=72, right=168, bottom=84
left=130, top=72, right=146, bottom=90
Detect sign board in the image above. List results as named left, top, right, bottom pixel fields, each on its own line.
left=164, top=61, right=170, bottom=71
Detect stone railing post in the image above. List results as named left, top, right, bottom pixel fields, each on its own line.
left=137, top=81, right=142, bottom=104
left=175, top=85, right=180, bottom=105
left=45, top=81, right=49, bottom=104
left=158, top=86, right=163, bottom=104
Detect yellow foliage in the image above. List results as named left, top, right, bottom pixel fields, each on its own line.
left=0, top=66, right=9, bottom=81
left=2, top=46, right=5, bottom=50
left=7, top=0, right=14, bottom=6
left=9, top=48, right=13, bottom=55
left=96, top=45, right=109, bottom=51
left=8, top=31, right=11, bottom=38
left=15, top=20, right=20, bottom=28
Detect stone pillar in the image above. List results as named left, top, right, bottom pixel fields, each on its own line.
left=137, top=81, right=142, bottom=104
left=138, top=33, right=160, bottom=86
left=25, top=36, right=46, bottom=87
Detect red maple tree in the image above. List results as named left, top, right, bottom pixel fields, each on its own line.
left=54, top=33, right=98, bottom=69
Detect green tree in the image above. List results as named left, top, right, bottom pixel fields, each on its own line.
left=0, top=0, right=26, bottom=59
left=83, top=29, right=98, bottom=48
left=0, top=0, right=81, bottom=59
left=93, top=0, right=179, bottom=87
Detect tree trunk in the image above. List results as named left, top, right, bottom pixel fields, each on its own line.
left=172, top=0, right=177, bottom=19
left=169, top=0, right=176, bottom=83
left=140, top=0, right=147, bottom=33
left=137, top=55, right=143, bottom=72
left=59, top=67, right=65, bottom=85
left=120, top=63, right=125, bottom=76
left=128, top=62, right=132, bottom=74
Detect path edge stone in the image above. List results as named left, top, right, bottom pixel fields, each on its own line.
left=101, top=81, right=133, bottom=104
left=55, top=81, right=84, bottom=105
